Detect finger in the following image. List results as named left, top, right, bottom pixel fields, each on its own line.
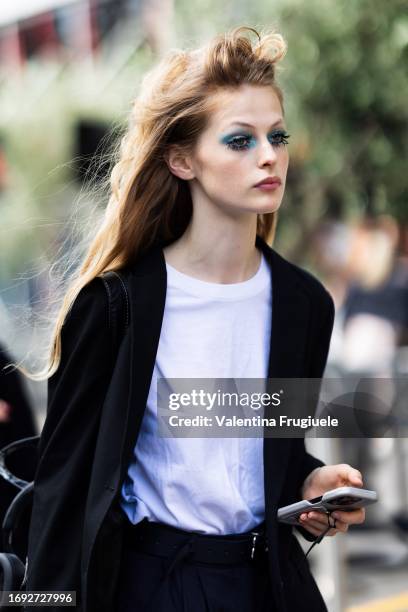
left=303, top=518, right=344, bottom=533
left=330, top=521, right=348, bottom=533
left=305, top=522, right=341, bottom=536
left=305, top=519, right=347, bottom=536
left=332, top=508, right=365, bottom=525
left=300, top=512, right=328, bottom=525
left=301, top=513, right=349, bottom=533
left=302, top=512, right=334, bottom=527
left=303, top=519, right=333, bottom=532
left=326, top=528, right=341, bottom=537
left=337, top=463, right=363, bottom=486
left=349, top=469, right=363, bottom=486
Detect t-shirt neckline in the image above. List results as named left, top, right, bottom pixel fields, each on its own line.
left=165, top=251, right=270, bottom=300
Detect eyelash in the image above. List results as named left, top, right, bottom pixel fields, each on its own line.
left=225, top=131, right=291, bottom=151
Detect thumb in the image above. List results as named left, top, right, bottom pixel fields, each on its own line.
left=339, top=464, right=363, bottom=487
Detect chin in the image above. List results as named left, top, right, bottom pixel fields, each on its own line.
left=253, top=200, right=282, bottom=215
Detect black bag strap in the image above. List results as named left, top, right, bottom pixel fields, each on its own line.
left=100, top=270, right=130, bottom=352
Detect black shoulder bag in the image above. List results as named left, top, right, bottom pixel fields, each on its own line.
left=0, top=271, right=130, bottom=602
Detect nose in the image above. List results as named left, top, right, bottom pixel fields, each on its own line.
left=257, top=139, right=279, bottom=167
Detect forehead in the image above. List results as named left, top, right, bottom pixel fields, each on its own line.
left=206, top=84, right=284, bottom=131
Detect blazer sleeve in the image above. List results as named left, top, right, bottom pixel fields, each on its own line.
left=26, top=278, right=114, bottom=609
left=295, top=290, right=335, bottom=542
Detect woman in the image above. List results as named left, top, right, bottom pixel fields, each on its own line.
left=25, top=27, right=365, bottom=612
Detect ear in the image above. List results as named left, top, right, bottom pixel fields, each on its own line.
left=165, top=146, right=195, bottom=181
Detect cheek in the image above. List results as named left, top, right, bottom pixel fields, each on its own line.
left=219, top=159, right=248, bottom=184
left=199, top=150, right=248, bottom=187
left=280, top=149, right=289, bottom=171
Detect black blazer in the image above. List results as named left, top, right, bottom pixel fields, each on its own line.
left=26, top=235, right=335, bottom=612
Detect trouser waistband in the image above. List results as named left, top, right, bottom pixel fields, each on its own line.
left=125, top=518, right=269, bottom=570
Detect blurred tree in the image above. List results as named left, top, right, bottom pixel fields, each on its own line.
left=178, top=0, right=407, bottom=255
left=0, top=0, right=406, bottom=276
left=253, top=0, right=407, bottom=256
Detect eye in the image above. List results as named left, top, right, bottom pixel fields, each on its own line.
left=224, top=134, right=254, bottom=151
left=268, top=130, right=291, bottom=147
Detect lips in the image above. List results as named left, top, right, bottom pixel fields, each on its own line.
left=254, top=177, right=282, bottom=187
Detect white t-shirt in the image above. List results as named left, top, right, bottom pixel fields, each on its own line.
left=120, top=251, right=272, bottom=534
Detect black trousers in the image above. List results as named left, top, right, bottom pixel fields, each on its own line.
left=115, top=534, right=276, bottom=612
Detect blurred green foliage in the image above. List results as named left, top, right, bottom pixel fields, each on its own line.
left=0, top=0, right=407, bottom=277
left=267, top=0, right=408, bottom=253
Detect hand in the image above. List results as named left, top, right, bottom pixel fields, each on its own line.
left=299, top=464, right=366, bottom=538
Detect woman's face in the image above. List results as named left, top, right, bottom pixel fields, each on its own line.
left=185, top=84, right=289, bottom=217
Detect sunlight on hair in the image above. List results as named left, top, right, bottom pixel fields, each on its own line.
left=17, top=25, right=288, bottom=381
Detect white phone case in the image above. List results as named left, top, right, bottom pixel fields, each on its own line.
left=277, top=486, right=378, bottom=525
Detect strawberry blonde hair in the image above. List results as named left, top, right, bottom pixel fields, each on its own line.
left=27, top=25, right=287, bottom=380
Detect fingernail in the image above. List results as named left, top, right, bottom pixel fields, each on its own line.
left=332, top=512, right=340, bottom=519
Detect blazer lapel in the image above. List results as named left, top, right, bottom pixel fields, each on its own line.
left=255, top=235, right=311, bottom=381
left=256, top=237, right=312, bottom=515
left=123, top=246, right=167, bottom=470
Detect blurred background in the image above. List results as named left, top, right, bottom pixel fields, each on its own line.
left=0, top=1, right=407, bottom=610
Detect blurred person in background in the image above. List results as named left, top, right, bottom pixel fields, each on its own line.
left=308, top=220, right=352, bottom=312
left=341, top=215, right=408, bottom=372
left=0, top=343, right=37, bottom=526
left=23, top=27, right=368, bottom=612
left=335, top=216, right=408, bottom=526
left=307, top=220, right=353, bottom=364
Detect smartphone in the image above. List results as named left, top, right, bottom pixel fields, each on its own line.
left=277, top=486, right=378, bottom=525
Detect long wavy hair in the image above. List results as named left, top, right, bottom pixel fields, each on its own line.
left=25, top=25, right=287, bottom=381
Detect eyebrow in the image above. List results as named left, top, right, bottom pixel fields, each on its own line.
left=225, top=119, right=285, bottom=130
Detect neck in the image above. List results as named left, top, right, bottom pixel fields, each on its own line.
left=163, top=214, right=261, bottom=284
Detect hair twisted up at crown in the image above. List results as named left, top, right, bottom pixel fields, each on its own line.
left=26, top=26, right=287, bottom=380
left=204, top=27, right=286, bottom=86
